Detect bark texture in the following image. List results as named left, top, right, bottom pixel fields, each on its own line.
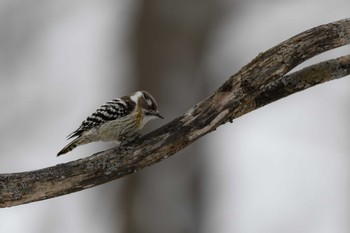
left=0, top=18, right=349, bottom=208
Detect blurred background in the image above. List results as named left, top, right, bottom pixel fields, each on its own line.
left=0, top=0, right=349, bottom=232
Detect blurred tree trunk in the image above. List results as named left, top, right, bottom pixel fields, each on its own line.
left=119, top=1, right=223, bottom=233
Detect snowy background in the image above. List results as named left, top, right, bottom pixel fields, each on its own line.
left=0, top=0, right=349, bottom=233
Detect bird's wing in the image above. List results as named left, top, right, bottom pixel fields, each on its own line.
left=67, top=98, right=135, bottom=139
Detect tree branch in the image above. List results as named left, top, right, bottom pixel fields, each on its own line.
left=1, top=18, right=350, bottom=208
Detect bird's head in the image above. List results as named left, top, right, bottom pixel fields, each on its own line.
left=131, top=91, right=163, bottom=128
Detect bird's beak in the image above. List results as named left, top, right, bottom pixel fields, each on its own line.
left=155, top=112, right=164, bottom=119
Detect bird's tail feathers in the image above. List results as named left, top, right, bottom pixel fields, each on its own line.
left=57, top=137, right=85, bottom=156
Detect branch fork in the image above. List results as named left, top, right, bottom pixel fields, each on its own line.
left=1, top=18, right=349, bottom=208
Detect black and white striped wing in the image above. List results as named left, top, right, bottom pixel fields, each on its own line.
left=67, top=98, right=136, bottom=139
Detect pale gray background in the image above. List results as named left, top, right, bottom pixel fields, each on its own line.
left=0, top=0, right=349, bottom=233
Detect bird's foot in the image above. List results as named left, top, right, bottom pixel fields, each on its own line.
left=119, top=133, right=142, bottom=148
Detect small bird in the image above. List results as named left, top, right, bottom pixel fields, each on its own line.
left=57, top=91, right=163, bottom=156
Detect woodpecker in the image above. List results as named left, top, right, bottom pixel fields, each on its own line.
left=57, top=91, right=163, bottom=156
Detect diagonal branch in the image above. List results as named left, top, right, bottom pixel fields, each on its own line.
left=255, top=54, right=350, bottom=109
left=1, top=18, right=350, bottom=208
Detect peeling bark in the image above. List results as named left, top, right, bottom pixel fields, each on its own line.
left=0, top=18, right=349, bottom=208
